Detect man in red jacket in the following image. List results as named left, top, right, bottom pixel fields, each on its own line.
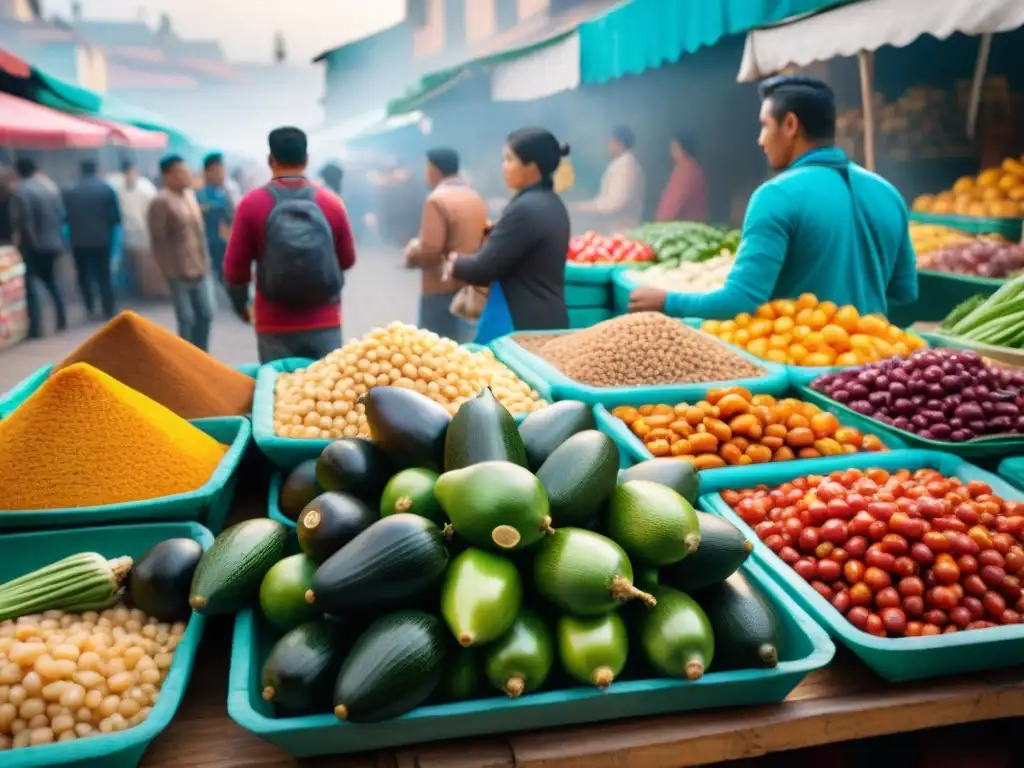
left=223, top=126, right=356, bottom=363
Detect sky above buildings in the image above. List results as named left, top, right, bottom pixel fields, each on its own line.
left=44, top=0, right=406, bottom=62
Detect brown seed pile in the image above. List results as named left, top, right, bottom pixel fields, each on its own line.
left=515, top=313, right=766, bottom=388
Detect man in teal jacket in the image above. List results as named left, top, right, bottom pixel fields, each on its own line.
left=629, top=75, right=918, bottom=319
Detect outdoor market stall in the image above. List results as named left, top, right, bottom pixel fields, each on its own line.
left=1, top=303, right=1024, bottom=766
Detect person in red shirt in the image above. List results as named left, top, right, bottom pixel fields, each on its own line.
left=223, top=127, right=356, bottom=363
left=654, top=132, right=708, bottom=223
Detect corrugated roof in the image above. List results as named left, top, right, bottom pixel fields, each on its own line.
left=73, top=19, right=156, bottom=47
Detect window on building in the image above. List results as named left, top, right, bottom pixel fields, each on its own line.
left=443, top=0, right=466, bottom=46
left=496, top=0, right=518, bottom=31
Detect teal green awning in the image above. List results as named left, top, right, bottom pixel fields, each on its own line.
left=578, top=0, right=852, bottom=84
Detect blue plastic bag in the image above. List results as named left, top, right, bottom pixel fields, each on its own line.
left=474, top=282, right=514, bottom=345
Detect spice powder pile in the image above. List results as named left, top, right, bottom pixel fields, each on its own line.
left=57, top=310, right=255, bottom=420
left=0, top=363, right=228, bottom=510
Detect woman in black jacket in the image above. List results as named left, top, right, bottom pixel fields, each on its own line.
left=450, top=128, right=571, bottom=343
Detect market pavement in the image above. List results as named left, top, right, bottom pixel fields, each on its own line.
left=0, top=245, right=421, bottom=393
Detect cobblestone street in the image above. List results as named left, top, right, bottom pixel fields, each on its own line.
left=0, top=245, right=420, bottom=392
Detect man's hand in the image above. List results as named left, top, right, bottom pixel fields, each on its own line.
left=235, top=305, right=252, bottom=324
left=403, top=237, right=419, bottom=268
left=440, top=252, right=457, bottom=283
left=627, top=285, right=669, bottom=313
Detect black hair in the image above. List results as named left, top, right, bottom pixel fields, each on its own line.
left=671, top=130, right=698, bottom=158
left=612, top=125, right=635, bottom=150
left=426, top=147, right=459, bottom=177
left=268, top=126, right=307, bottom=167
left=80, top=159, right=98, bottom=176
left=507, top=127, right=570, bottom=188
left=203, top=152, right=224, bottom=170
left=758, top=74, right=836, bottom=143
left=159, top=154, right=184, bottom=175
left=15, top=157, right=36, bottom=179
left=119, top=157, right=135, bottom=173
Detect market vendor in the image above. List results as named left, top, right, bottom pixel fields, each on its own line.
left=629, top=75, right=918, bottom=320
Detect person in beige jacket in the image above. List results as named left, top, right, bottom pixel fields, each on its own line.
left=404, top=148, right=488, bottom=342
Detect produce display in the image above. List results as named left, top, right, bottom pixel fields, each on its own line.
left=811, top=348, right=1024, bottom=442
left=58, top=310, right=255, bottom=419
left=917, top=236, right=1024, bottom=279
left=627, top=222, right=741, bottom=266
left=272, top=323, right=545, bottom=440
left=622, top=251, right=735, bottom=294
left=939, top=275, right=1024, bottom=350
left=202, top=387, right=784, bottom=725
left=567, top=232, right=653, bottom=265
left=700, top=295, right=927, bottom=366
left=724, top=467, right=1024, bottom=638
left=514, top=313, right=765, bottom=388
left=0, top=538, right=200, bottom=749
left=612, top=388, right=886, bottom=468
left=913, top=157, right=1024, bottom=219
left=0, top=246, right=28, bottom=353
left=909, top=223, right=976, bottom=257
left=0, top=364, right=227, bottom=510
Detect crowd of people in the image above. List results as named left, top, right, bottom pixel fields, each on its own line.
left=0, top=73, right=920, bottom=365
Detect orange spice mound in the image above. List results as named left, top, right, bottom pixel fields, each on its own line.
left=57, top=310, right=254, bottom=419
left=0, top=364, right=228, bottom=511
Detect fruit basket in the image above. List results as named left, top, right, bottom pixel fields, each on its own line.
left=0, top=417, right=250, bottom=532
left=909, top=211, right=1022, bottom=242
left=798, top=385, right=1024, bottom=460
left=226, top=556, right=833, bottom=758
left=594, top=392, right=908, bottom=466
left=0, top=521, right=211, bottom=768
left=490, top=330, right=789, bottom=408
left=698, top=449, right=1024, bottom=682
left=0, top=363, right=261, bottom=419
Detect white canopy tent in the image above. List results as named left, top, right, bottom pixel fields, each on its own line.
left=737, top=0, right=1024, bottom=170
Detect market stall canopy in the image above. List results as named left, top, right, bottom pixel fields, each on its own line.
left=307, top=108, right=389, bottom=154
left=737, top=0, right=1024, bottom=81
left=580, top=0, right=847, bottom=85
left=386, top=0, right=617, bottom=116
left=0, top=92, right=111, bottom=149
left=82, top=117, right=168, bottom=149
left=346, top=111, right=428, bottom=146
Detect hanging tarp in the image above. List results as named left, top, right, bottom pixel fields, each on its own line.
left=738, top=0, right=1024, bottom=82
left=579, top=0, right=847, bottom=85
left=491, top=32, right=581, bottom=102
left=82, top=117, right=168, bottom=149
left=0, top=92, right=110, bottom=148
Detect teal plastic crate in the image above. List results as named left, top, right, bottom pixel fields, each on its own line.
left=565, top=282, right=610, bottom=308
left=0, top=363, right=260, bottom=419
left=611, top=269, right=644, bottom=315
left=568, top=307, right=612, bottom=328
left=798, top=384, right=1024, bottom=460
left=489, top=330, right=789, bottom=407
left=698, top=449, right=1024, bottom=683
left=0, top=417, right=250, bottom=532
left=226, top=557, right=832, bottom=758
left=594, top=393, right=908, bottom=466
left=0, top=363, right=53, bottom=418
left=909, top=211, right=1023, bottom=241
left=0, top=521, right=212, bottom=768
left=563, top=263, right=629, bottom=283
left=998, top=457, right=1024, bottom=490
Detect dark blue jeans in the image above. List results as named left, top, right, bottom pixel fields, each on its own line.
left=168, top=275, right=216, bottom=351
left=257, top=326, right=342, bottom=364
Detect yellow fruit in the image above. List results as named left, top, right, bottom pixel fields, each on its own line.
left=734, top=313, right=752, bottom=328
left=755, top=303, right=775, bottom=320
left=804, top=331, right=826, bottom=350
left=849, top=333, right=874, bottom=352
left=808, top=310, right=829, bottom=330
left=892, top=341, right=910, bottom=357
left=835, top=351, right=861, bottom=367
left=733, top=328, right=751, bottom=346
left=788, top=344, right=809, bottom=363
left=773, top=316, right=795, bottom=334
left=886, top=324, right=904, bottom=342
left=912, top=195, right=935, bottom=212
left=856, top=314, right=889, bottom=337
left=978, top=168, right=1001, bottom=186
left=817, top=301, right=838, bottom=319
left=719, top=320, right=737, bottom=332
left=833, top=305, right=860, bottom=332
left=869, top=338, right=897, bottom=359
left=747, top=338, right=769, bottom=358
left=768, top=333, right=792, bottom=349
left=748, top=319, right=773, bottom=338
left=702, top=320, right=721, bottom=334
left=771, top=299, right=797, bottom=318
left=792, top=324, right=811, bottom=340
left=906, top=333, right=928, bottom=350
left=804, top=351, right=836, bottom=367
left=720, top=331, right=735, bottom=345
left=794, top=307, right=814, bottom=326
left=952, top=177, right=975, bottom=194
left=796, top=293, right=818, bottom=310
left=765, top=349, right=789, bottom=364
left=821, top=324, right=851, bottom=352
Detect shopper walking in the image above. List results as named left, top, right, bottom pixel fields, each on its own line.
left=195, top=152, right=235, bottom=283
left=10, top=158, right=67, bottom=337
left=445, top=128, right=571, bottom=344
left=404, top=148, right=488, bottom=342
left=655, top=131, right=708, bottom=223
left=108, top=158, right=163, bottom=298
left=148, top=154, right=217, bottom=351
left=64, top=159, right=121, bottom=320
left=570, top=125, right=645, bottom=233
left=629, top=75, right=918, bottom=319
left=223, top=126, right=356, bottom=364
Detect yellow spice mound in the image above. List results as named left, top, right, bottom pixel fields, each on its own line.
left=0, top=363, right=228, bottom=510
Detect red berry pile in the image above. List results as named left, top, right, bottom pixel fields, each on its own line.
left=724, top=468, right=1024, bottom=638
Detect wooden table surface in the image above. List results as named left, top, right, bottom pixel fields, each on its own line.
left=140, top=462, right=1024, bottom=768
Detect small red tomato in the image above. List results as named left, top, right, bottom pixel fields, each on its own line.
left=905, top=621, right=924, bottom=636
left=863, top=566, right=891, bottom=591
left=923, top=609, right=949, bottom=628
left=902, top=595, right=925, bottom=617
left=893, top=556, right=919, bottom=578
left=910, top=542, right=935, bottom=565
left=817, top=558, right=842, bottom=583
left=846, top=605, right=870, bottom=629
left=821, top=518, right=849, bottom=544
left=831, top=590, right=852, bottom=615
left=843, top=559, right=865, bottom=585
left=881, top=533, right=909, bottom=555
left=879, top=606, right=908, bottom=635
left=865, top=613, right=886, bottom=636
left=980, top=564, right=1008, bottom=589
left=811, top=580, right=834, bottom=600
left=963, top=595, right=985, bottom=620
left=867, top=520, right=889, bottom=541
left=962, top=573, right=987, bottom=597
left=849, top=581, right=873, bottom=606
left=778, top=546, right=800, bottom=565
left=927, top=586, right=958, bottom=611
left=932, top=553, right=961, bottom=585
left=956, top=554, right=979, bottom=575
left=921, top=623, right=942, bottom=636
left=978, top=549, right=1006, bottom=569
left=983, top=590, right=1007, bottom=617
left=865, top=547, right=896, bottom=572
left=849, top=511, right=876, bottom=536
left=793, top=558, right=818, bottom=581
left=898, top=576, right=925, bottom=597
left=875, top=586, right=901, bottom=609
left=1000, top=609, right=1021, bottom=625
left=949, top=606, right=973, bottom=628
left=798, top=527, right=820, bottom=553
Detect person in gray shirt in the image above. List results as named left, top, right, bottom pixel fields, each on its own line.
left=10, top=157, right=67, bottom=337
left=64, top=159, right=121, bottom=320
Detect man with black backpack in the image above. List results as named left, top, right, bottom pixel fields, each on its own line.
left=223, top=127, right=357, bottom=363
